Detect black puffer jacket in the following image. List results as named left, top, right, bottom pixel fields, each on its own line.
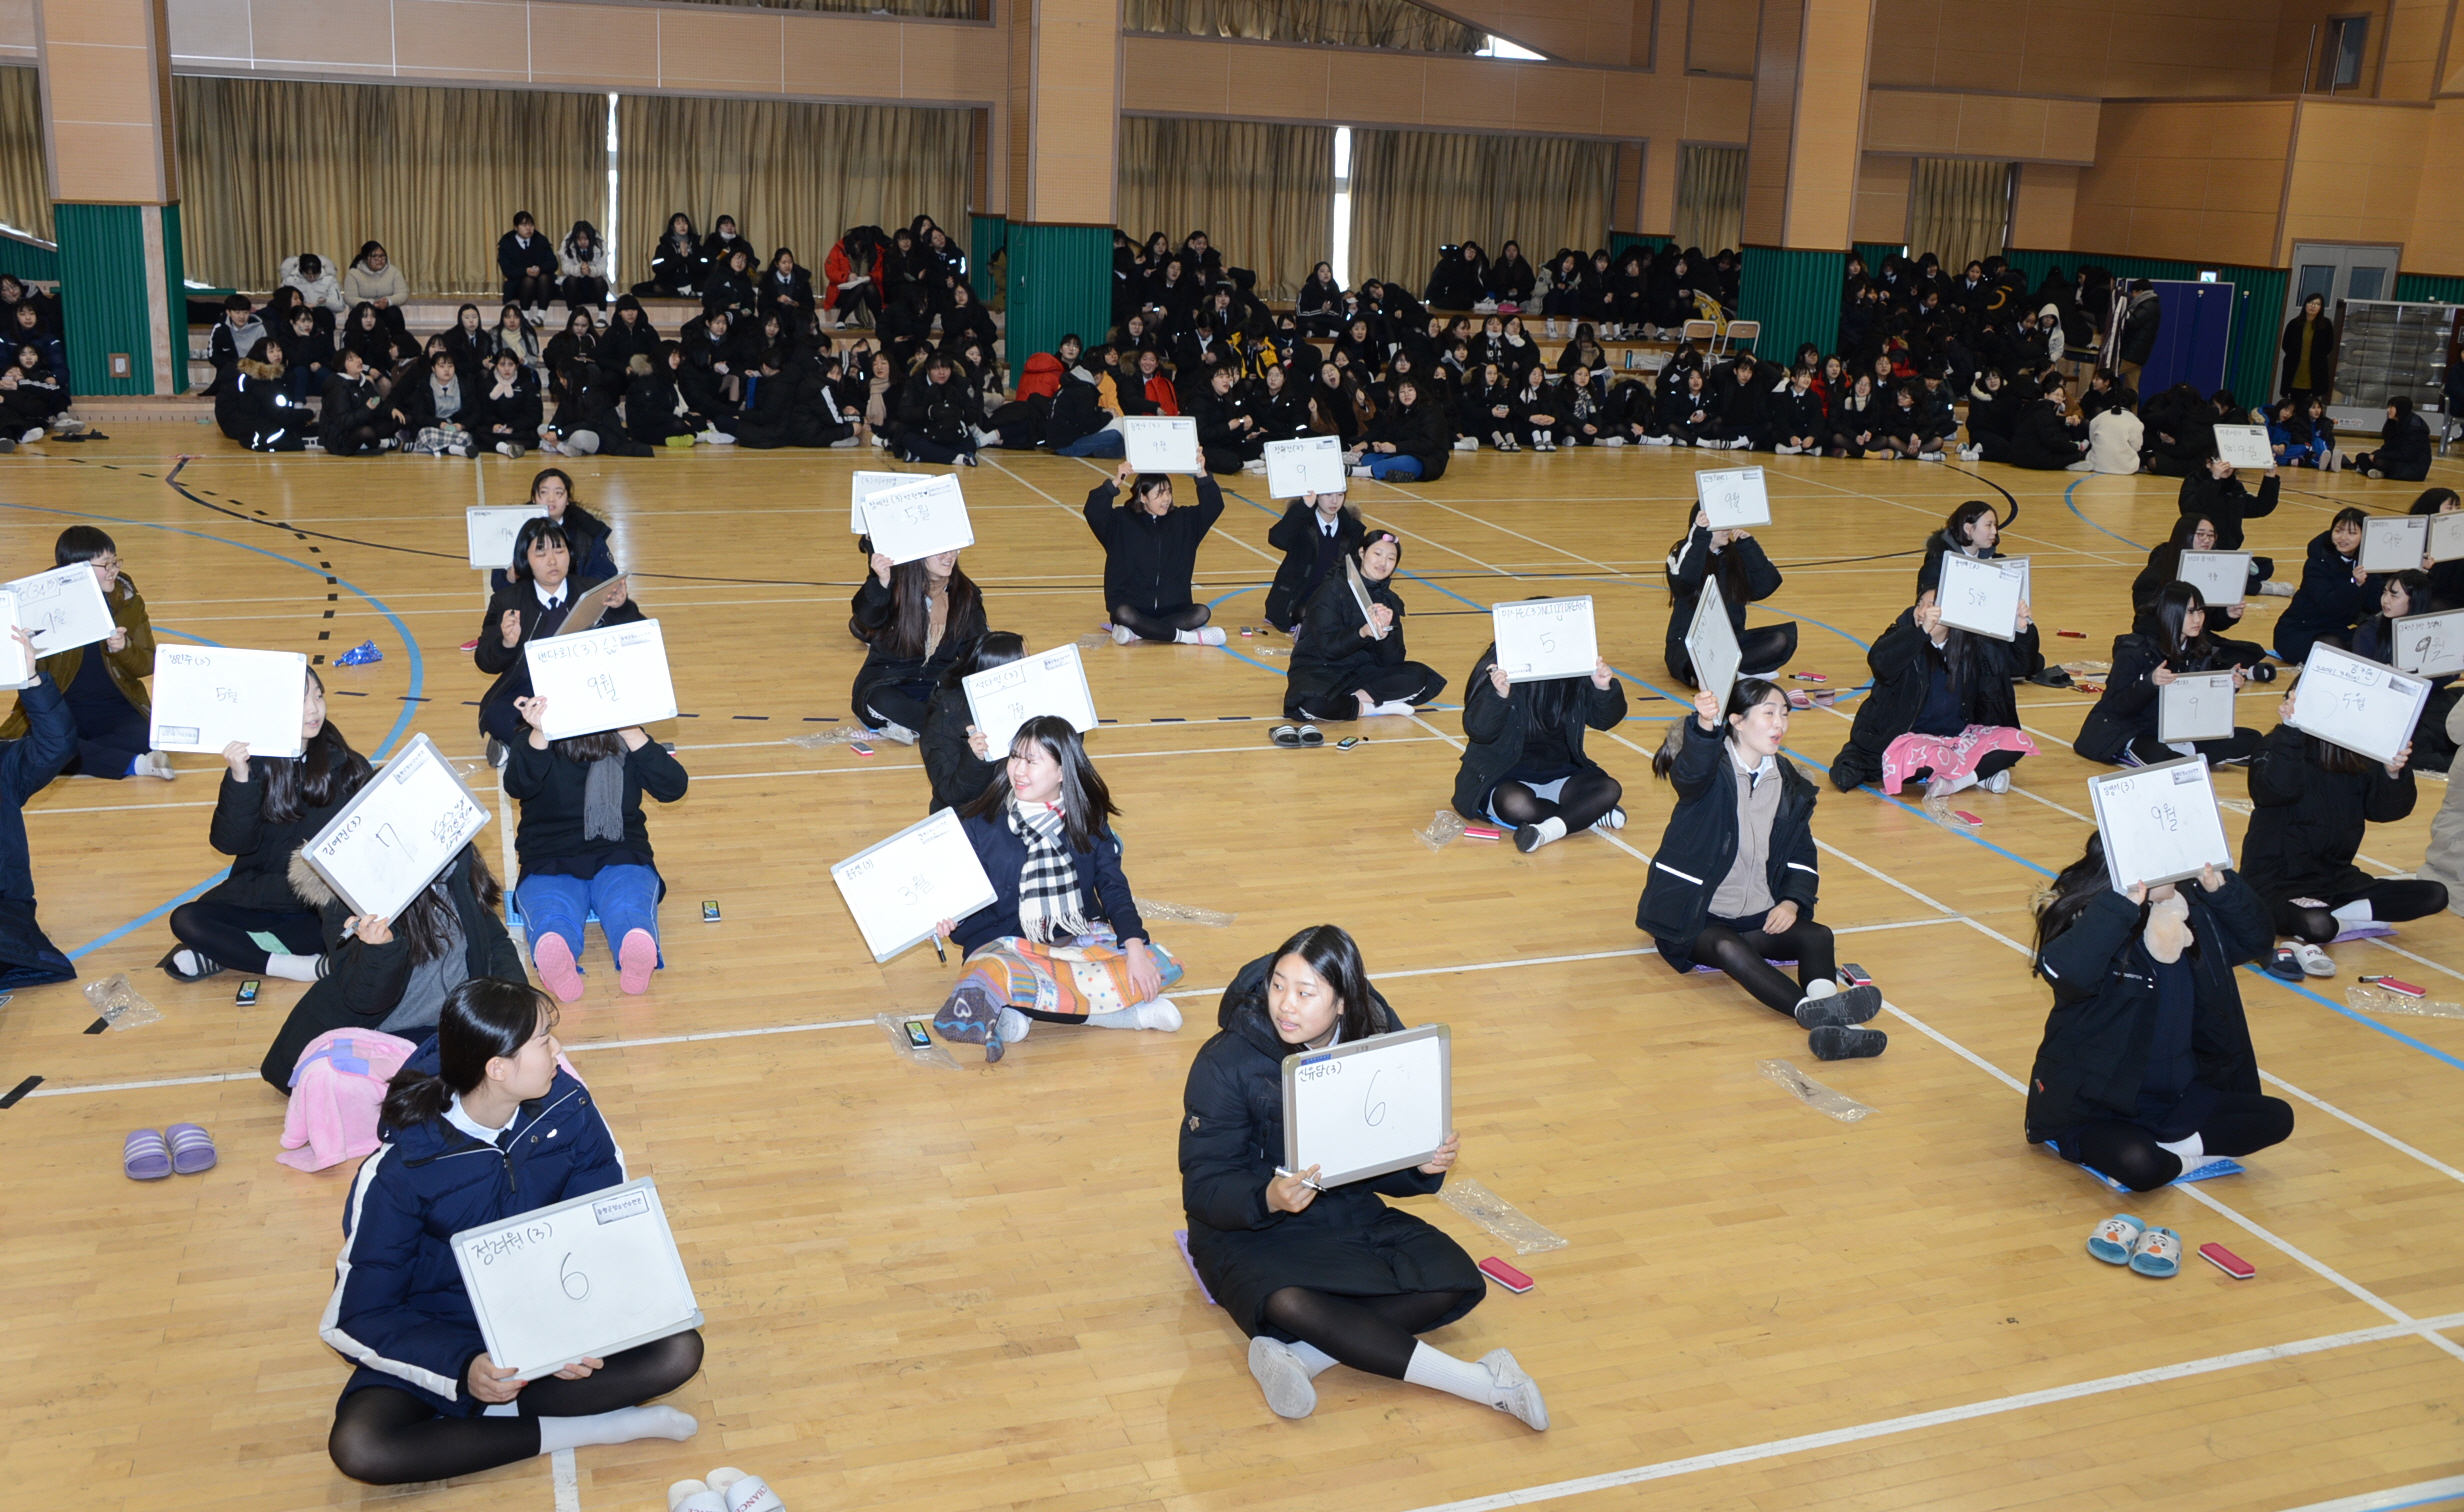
left=920, top=683, right=1002, bottom=812
left=2239, top=722, right=2416, bottom=902
left=1082, top=476, right=1226, bottom=616
left=1830, top=609, right=2034, bottom=790
left=198, top=767, right=360, bottom=913
left=1639, top=713, right=1820, bottom=964
left=846, top=574, right=986, bottom=724
left=1359, top=395, right=1451, bottom=481
left=1450, top=645, right=1625, bottom=819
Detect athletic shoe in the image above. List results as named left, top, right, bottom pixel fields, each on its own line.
left=1958, top=444, right=1983, bottom=461
left=1808, top=1024, right=1887, bottom=1060
left=1480, top=1349, right=1549, bottom=1431
left=2257, top=580, right=2294, bottom=597
left=874, top=721, right=921, bottom=746
left=1349, top=465, right=1373, bottom=478
left=18, top=428, right=39, bottom=444
left=1244, top=458, right=1270, bottom=472
left=1775, top=444, right=1802, bottom=455
left=1248, top=1337, right=1317, bottom=1419
left=2292, top=942, right=2336, bottom=978
left=1641, top=434, right=1675, bottom=446
left=1730, top=436, right=1751, bottom=450
left=1981, top=768, right=2012, bottom=794
left=1794, top=982, right=1882, bottom=1029
left=1920, top=450, right=1945, bottom=462
left=495, top=442, right=525, bottom=459
left=1603, top=435, right=1625, bottom=447
left=699, top=428, right=736, bottom=445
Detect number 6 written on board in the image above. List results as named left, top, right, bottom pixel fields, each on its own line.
left=1363, top=1069, right=1387, bottom=1127
left=559, top=1252, right=589, bottom=1301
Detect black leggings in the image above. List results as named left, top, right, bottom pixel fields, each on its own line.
left=2268, top=878, right=2450, bottom=944
left=559, top=276, right=607, bottom=311
left=328, top=1331, right=703, bottom=1486
left=1258, top=1286, right=1479, bottom=1380
left=2067, top=1093, right=2295, bottom=1193
left=505, top=272, right=556, bottom=310
left=1113, top=602, right=1211, bottom=642
left=1489, top=768, right=1623, bottom=831
left=1690, top=914, right=1837, bottom=1013
left=325, top=416, right=391, bottom=457
left=860, top=678, right=933, bottom=734
left=1671, top=623, right=1798, bottom=688
left=168, top=899, right=323, bottom=972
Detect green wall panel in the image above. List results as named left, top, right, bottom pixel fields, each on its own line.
left=1608, top=232, right=1669, bottom=261
left=55, top=202, right=173, bottom=395
left=1004, top=222, right=1109, bottom=382
left=969, top=213, right=1005, bottom=304
left=1736, top=246, right=1843, bottom=367
left=2396, top=273, right=2464, bottom=305
left=0, top=230, right=57, bottom=285
left=2007, top=249, right=2282, bottom=408
left=1852, top=241, right=1904, bottom=271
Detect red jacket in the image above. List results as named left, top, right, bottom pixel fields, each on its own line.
left=1018, top=351, right=1064, bottom=401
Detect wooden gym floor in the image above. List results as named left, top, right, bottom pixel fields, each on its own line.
left=3, top=430, right=2463, bottom=1512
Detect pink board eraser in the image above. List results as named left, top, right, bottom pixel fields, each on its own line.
left=1461, top=825, right=1502, bottom=842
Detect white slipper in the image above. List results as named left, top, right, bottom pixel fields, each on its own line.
left=708, top=1468, right=787, bottom=1512
left=669, top=1482, right=727, bottom=1512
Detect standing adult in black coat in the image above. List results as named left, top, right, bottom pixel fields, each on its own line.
left=1262, top=491, right=1364, bottom=632
left=849, top=547, right=986, bottom=741
left=1180, top=926, right=1546, bottom=1429
left=1664, top=511, right=1796, bottom=686
left=2279, top=294, right=2335, bottom=404
left=1083, top=464, right=1228, bottom=644
left=2025, top=841, right=2290, bottom=1192
left=473, top=519, right=641, bottom=750
left=2109, top=280, right=2161, bottom=393
left=1451, top=642, right=1626, bottom=850
left=2241, top=711, right=2445, bottom=955
left=1280, top=532, right=1445, bottom=725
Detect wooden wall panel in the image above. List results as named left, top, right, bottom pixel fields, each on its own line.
left=1869, top=0, right=2284, bottom=97
left=38, top=0, right=175, bottom=204
left=1861, top=90, right=2099, bottom=165
left=1686, top=0, right=1757, bottom=75
left=1418, top=0, right=1654, bottom=66
left=2009, top=160, right=2079, bottom=249
left=2072, top=98, right=2294, bottom=265
left=2278, top=97, right=2428, bottom=263
left=1852, top=151, right=1909, bottom=243
left=2404, top=99, right=2464, bottom=277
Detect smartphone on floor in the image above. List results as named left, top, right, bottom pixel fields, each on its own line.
left=701, top=900, right=722, bottom=923
left=235, top=979, right=261, bottom=1006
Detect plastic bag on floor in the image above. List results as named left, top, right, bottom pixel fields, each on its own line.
left=1757, top=1058, right=1874, bottom=1122
left=788, top=724, right=877, bottom=750
left=1416, top=809, right=1466, bottom=850
left=2346, top=983, right=2464, bottom=1019
left=1133, top=898, right=1235, bottom=927
left=874, top=1012, right=961, bottom=1069
left=86, top=973, right=161, bottom=1032
left=1438, top=1175, right=1568, bottom=1255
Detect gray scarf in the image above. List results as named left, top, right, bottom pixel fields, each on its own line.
left=583, top=756, right=626, bottom=842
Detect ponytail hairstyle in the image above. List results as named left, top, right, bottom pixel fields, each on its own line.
left=957, top=715, right=1118, bottom=852
left=941, top=629, right=1024, bottom=691
left=1653, top=675, right=1786, bottom=778
left=2033, top=831, right=2137, bottom=978
left=379, top=977, right=557, bottom=1130
left=262, top=671, right=374, bottom=823
left=1270, top=923, right=1384, bottom=1045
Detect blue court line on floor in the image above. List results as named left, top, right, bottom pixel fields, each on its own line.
left=0, top=496, right=427, bottom=961
left=2065, top=475, right=2147, bottom=551
left=154, top=627, right=224, bottom=647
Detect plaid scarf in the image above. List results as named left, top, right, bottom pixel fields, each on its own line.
left=1007, top=797, right=1090, bottom=945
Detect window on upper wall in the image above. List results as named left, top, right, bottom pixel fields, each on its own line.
left=1476, top=36, right=1544, bottom=59
left=2318, top=14, right=2370, bottom=91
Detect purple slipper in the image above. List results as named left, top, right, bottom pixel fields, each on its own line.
left=165, top=1122, right=217, bottom=1175
left=1174, top=1229, right=1219, bottom=1306
left=123, top=1128, right=170, bottom=1180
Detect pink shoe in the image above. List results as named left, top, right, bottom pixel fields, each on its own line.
left=618, top=929, right=657, bottom=995
left=534, top=933, right=585, bottom=1002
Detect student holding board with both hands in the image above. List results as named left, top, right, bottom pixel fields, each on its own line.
left=1083, top=462, right=1228, bottom=645
left=1827, top=590, right=2037, bottom=798
left=1641, top=681, right=1886, bottom=1061
left=1179, top=924, right=1546, bottom=1429
left=850, top=545, right=986, bottom=744
left=322, top=978, right=704, bottom=1485
left=1, top=526, right=170, bottom=780
left=1452, top=643, right=1626, bottom=853
left=1663, top=508, right=1795, bottom=687
left=504, top=695, right=690, bottom=1001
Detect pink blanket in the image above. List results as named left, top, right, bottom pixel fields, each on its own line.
left=280, top=1029, right=419, bottom=1172
left=1880, top=725, right=2038, bottom=795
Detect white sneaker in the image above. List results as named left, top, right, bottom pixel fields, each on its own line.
left=140, top=752, right=176, bottom=780
left=1132, top=997, right=1184, bottom=1031
left=1366, top=700, right=1416, bottom=717
left=2292, top=942, right=2336, bottom=978
left=1348, top=465, right=1373, bottom=478
left=1244, top=457, right=1271, bottom=471
left=1775, top=443, right=1801, bottom=455
left=1731, top=436, right=1752, bottom=450
left=1249, top=1337, right=1316, bottom=1419
left=1481, top=1349, right=1550, bottom=1431
left=1959, top=444, right=1983, bottom=461
left=874, top=721, right=920, bottom=746
left=1642, top=434, right=1674, bottom=447
left=1452, top=436, right=1478, bottom=452
left=1602, top=435, right=1625, bottom=447
left=699, top=428, right=735, bottom=445
left=17, top=428, right=39, bottom=444
left=1110, top=623, right=1136, bottom=646
left=2065, top=459, right=2094, bottom=472
left=2257, top=580, right=2294, bottom=597
left=1981, top=768, right=2011, bottom=794
left=1920, top=450, right=1945, bottom=462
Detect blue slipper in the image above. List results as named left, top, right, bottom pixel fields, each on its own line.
left=2128, top=1226, right=2182, bottom=1278
left=2087, top=1213, right=2144, bottom=1265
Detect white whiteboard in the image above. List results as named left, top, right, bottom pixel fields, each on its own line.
left=1282, top=1023, right=1451, bottom=1188
left=0, top=591, right=32, bottom=689
left=2088, top=756, right=2233, bottom=895
left=1686, top=577, right=1742, bottom=701
left=963, top=642, right=1099, bottom=754
left=1492, top=596, right=1597, bottom=683
left=1346, top=558, right=1386, bottom=641
left=466, top=506, right=547, bottom=571
left=148, top=645, right=308, bottom=757
left=303, top=733, right=491, bottom=922
left=2360, top=516, right=2427, bottom=575
left=1122, top=415, right=1201, bottom=474
left=1937, top=553, right=2026, bottom=641
left=830, top=807, right=1000, bottom=963
left=861, top=473, right=974, bottom=565
left=1264, top=435, right=1346, bottom=498
left=2290, top=643, right=2431, bottom=766
left=2175, top=551, right=2251, bottom=609
left=2391, top=609, right=2464, bottom=678
left=2157, top=672, right=2238, bottom=744
left=850, top=469, right=909, bottom=532
left=2428, top=511, right=2464, bottom=563
left=1695, top=466, right=1772, bottom=529
left=526, top=619, right=678, bottom=739
left=6, top=563, right=115, bottom=656
left=450, top=1177, right=702, bottom=1381
left=2212, top=424, right=2274, bottom=470
left=550, top=575, right=630, bottom=637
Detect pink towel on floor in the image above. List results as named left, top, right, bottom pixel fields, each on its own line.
left=1880, top=725, right=2039, bottom=795
left=279, top=1029, right=419, bottom=1172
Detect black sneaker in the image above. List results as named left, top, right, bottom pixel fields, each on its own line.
left=1513, top=823, right=1546, bottom=854
left=1808, top=1024, right=1887, bottom=1060
left=2029, top=667, right=2072, bottom=688
left=1794, top=983, right=1882, bottom=1029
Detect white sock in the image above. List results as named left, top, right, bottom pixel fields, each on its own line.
left=2330, top=899, right=2374, bottom=925
left=1085, top=1007, right=1138, bottom=1029
left=171, top=948, right=216, bottom=976
left=1368, top=700, right=1416, bottom=717
left=1801, top=977, right=1839, bottom=1000
left=2156, top=1131, right=2205, bottom=1163
left=1289, top=1341, right=1339, bottom=1377
left=1529, top=816, right=1568, bottom=846
left=265, top=952, right=320, bottom=982
left=1174, top=628, right=1204, bottom=644
left=997, top=1008, right=1032, bottom=1043
left=533, top=1404, right=697, bottom=1455
left=1403, top=1342, right=1507, bottom=1407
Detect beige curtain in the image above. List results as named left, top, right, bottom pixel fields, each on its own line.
left=1118, top=117, right=1331, bottom=300
left=663, top=0, right=974, bottom=14
left=616, top=96, right=967, bottom=290
left=1346, top=129, right=1614, bottom=292
left=1124, top=0, right=1480, bottom=51
left=1907, top=157, right=2012, bottom=274
left=0, top=67, right=48, bottom=243
left=1672, top=144, right=1745, bottom=255
left=174, top=77, right=604, bottom=293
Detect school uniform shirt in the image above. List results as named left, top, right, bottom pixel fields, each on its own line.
left=321, top=1045, right=623, bottom=1416
left=1636, top=715, right=1821, bottom=966
left=503, top=737, right=687, bottom=888
left=2239, top=723, right=2416, bottom=903
left=1264, top=504, right=1366, bottom=629
left=1450, top=645, right=1626, bottom=820
left=471, top=579, right=646, bottom=722
left=946, top=805, right=1144, bottom=955
left=2025, top=873, right=2267, bottom=1141
left=1081, top=476, right=1226, bottom=616
left=1179, top=953, right=1482, bottom=1339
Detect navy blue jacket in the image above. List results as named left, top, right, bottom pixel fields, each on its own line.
left=321, top=1040, right=623, bottom=1415
left=1638, top=714, right=1821, bottom=965
left=0, top=670, right=72, bottom=985
left=948, top=805, right=1145, bottom=954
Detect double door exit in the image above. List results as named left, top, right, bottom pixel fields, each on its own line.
left=2286, top=242, right=2400, bottom=323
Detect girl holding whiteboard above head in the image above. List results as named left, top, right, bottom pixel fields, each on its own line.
left=1663, top=508, right=1795, bottom=688
left=2027, top=839, right=2292, bottom=1193
left=933, top=716, right=1184, bottom=1049
left=489, top=468, right=616, bottom=596
left=323, top=978, right=703, bottom=1485
left=1825, top=591, right=2038, bottom=799
left=473, top=519, right=642, bottom=760
left=2273, top=509, right=2377, bottom=666
left=850, top=545, right=985, bottom=744
left=1452, top=641, right=1625, bottom=853
left=2239, top=691, right=2446, bottom=977
left=1262, top=490, right=1362, bottom=634
left=2073, top=584, right=2263, bottom=770
left=2, top=526, right=168, bottom=780
left=1642, top=681, right=1886, bottom=1061
left=162, top=670, right=371, bottom=984
left=503, top=695, right=689, bottom=1002
left=1180, top=924, right=1546, bottom=1429
left=259, top=844, right=524, bottom=1091
left=1084, top=461, right=1228, bottom=646
left=921, top=632, right=1023, bottom=813
left=1281, top=532, right=1447, bottom=729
